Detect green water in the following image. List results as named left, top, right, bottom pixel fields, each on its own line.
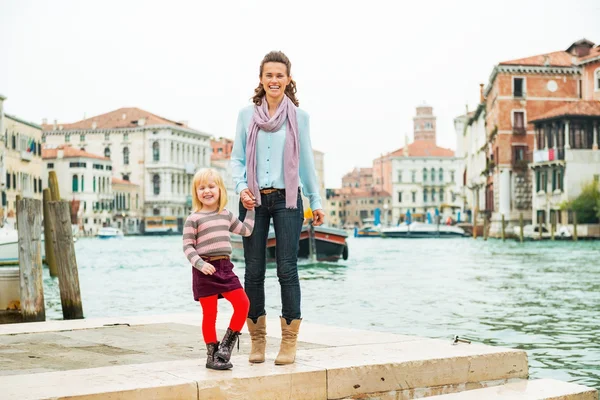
left=41, top=235, right=600, bottom=389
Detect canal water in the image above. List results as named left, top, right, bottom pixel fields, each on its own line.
left=41, top=235, right=600, bottom=389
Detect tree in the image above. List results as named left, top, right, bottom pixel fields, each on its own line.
left=565, top=181, right=600, bottom=224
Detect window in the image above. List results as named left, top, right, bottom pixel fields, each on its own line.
left=80, top=134, right=85, bottom=142
left=423, top=168, right=428, bottom=182
left=439, top=168, right=443, bottom=182
left=81, top=175, right=84, bottom=192
left=423, top=189, right=428, bottom=202
left=153, top=141, right=160, bottom=162
left=431, top=168, right=435, bottom=182
left=450, top=170, right=455, bottom=183
left=397, top=171, right=402, bottom=182
left=123, top=174, right=129, bottom=181
left=595, top=68, right=600, bottom=91
left=536, top=170, right=541, bottom=192
left=38, top=178, right=42, bottom=193
left=440, top=189, right=444, bottom=202
left=411, top=171, right=416, bottom=183
left=542, top=171, right=547, bottom=193
left=425, top=122, right=432, bottom=129
left=123, top=133, right=129, bottom=141
left=513, top=77, right=524, bottom=97
left=514, top=146, right=526, bottom=161
left=47, top=163, right=54, bottom=169
left=513, top=111, right=525, bottom=134
left=412, top=192, right=416, bottom=203
left=153, top=174, right=160, bottom=195
left=104, top=147, right=111, bottom=159
left=72, top=175, right=79, bottom=192
left=558, top=169, right=564, bottom=191
left=432, top=189, right=436, bottom=202
left=93, top=176, right=96, bottom=192
left=69, top=162, right=87, bottom=168
left=398, top=192, right=402, bottom=203
left=6, top=173, right=10, bottom=189
left=105, top=133, right=110, bottom=141
left=123, top=147, right=130, bottom=165
left=65, top=134, right=70, bottom=143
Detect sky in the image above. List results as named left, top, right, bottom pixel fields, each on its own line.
left=1, top=0, right=599, bottom=188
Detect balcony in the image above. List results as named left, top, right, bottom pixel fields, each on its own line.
left=533, top=148, right=565, bottom=163
left=512, top=127, right=526, bottom=135
left=20, top=150, right=33, bottom=161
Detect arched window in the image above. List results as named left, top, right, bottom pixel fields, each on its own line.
left=423, top=188, right=428, bottom=202
left=423, top=168, right=428, bottom=182
left=153, top=141, right=160, bottom=162
left=440, top=189, right=444, bottom=202
left=431, top=168, right=435, bottom=182
left=104, top=147, right=111, bottom=159
left=153, top=174, right=160, bottom=195
left=439, top=168, right=444, bottom=182
left=93, top=176, right=96, bottom=192
left=123, top=147, right=130, bottom=165
left=432, top=188, right=436, bottom=201
left=72, top=175, right=79, bottom=192
left=176, top=144, right=180, bottom=162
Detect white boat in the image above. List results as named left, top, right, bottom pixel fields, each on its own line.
left=381, top=221, right=466, bottom=238
left=512, top=224, right=572, bottom=240
left=0, top=226, right=45, bottom=264
left=97, top=227, right=124, bottom=239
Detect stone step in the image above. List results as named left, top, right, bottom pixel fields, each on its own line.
left=421, top=379, right=598, bottom=400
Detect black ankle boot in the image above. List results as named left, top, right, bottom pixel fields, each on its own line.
left=206, top=342, right=232, bottom=370
left=215, top=328, right=241, bottom=363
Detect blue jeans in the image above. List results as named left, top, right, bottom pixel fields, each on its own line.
left=239, top=189, right=303, bottom=323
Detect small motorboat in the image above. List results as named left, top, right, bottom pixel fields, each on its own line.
left=97, top=227, right=124, bottom=239
left=512, top=224, right=571, bottom=240
left=231, top=224, right=349, bottom=262
left=381, top=221, right=466, bottom=238
left=354, top=225, right=381, bottom=237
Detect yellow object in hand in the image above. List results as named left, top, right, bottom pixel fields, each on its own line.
left=304, top=207, right=313, bottom=219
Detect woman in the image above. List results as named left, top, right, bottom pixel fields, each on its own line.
left=230, top=50, right=324, bottom=365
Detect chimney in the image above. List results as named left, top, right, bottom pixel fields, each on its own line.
left=42, top=118, right=48, bottom=125
left=122, top=113, right=127, bottom=120
left=179, top=120, right=188, bottom=127
left=479, top=83, right=485, bottom=103
left=53, top=119, right=57, bottom=130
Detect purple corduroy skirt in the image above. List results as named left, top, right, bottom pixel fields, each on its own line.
left=192, top=257, right=242, bottom=300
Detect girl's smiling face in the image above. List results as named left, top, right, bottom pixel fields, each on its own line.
left=196, top=179, right=220, bottom=210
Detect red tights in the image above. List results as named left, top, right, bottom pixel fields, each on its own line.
left=199, top=288, right=249, bottom=344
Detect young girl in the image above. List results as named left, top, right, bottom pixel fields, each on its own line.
left=183, top=168, right=254, bottom=370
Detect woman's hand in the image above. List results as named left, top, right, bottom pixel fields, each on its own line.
left=312, top=209, right=325, bottom=226
left=200, top=263, right=216, bottom=275
left=240, top=189, right=256, bottom=210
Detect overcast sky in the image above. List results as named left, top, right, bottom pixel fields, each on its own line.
left=1, top=0, right=599, bottom=187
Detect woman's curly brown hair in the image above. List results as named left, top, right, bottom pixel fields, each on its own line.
left=252, top=51, right=299, bottom=107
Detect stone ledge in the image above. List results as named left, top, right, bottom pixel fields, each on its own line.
left=420, top=378, right=598, bottom=400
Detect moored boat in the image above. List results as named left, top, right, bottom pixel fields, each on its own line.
left=231, top=224, right=349, bottom=262
left=381, top=221, right=466, bottom=238
left=97, top=227, right=124, bottom=239
left=354, top=225, right=381, bottom=237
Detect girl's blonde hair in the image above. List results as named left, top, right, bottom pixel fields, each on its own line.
left=191, top=168, right=228, bottom=213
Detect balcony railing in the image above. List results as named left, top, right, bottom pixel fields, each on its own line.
left=512, top=126, right=526, bottom=135
left=533, top=148, right=566, bottom=163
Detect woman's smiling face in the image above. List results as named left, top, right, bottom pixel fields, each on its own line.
left=260, top=62, right=291, bottom=101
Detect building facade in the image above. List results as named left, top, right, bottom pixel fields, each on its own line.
left=341, top=167, right=373, bottom=190
left=42, top=107, right=212, bottom=233
left=3, top=113, right=43, bottom=223
left=42, top=146, right=113, bottom=235
left=482, top=38, right=600, bottom=235
left=326, top=187, right=391, bottom=228
left=211, top=137, right=234, bottom=161
left=112, top=177, right=143, bottom=235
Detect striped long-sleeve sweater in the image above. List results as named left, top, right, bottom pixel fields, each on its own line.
left=183, top=209, right=255, bottom=271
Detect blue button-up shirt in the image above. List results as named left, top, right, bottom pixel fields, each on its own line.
left=230, top=105, right=323, bottom=211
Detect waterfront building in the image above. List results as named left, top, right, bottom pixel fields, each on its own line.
left=326, top=187, right=391, bottom=228
left=374, top=104, right=463, bottom=224
left=341, top=167, right=373, bottom=191
left=2, top=106, right=43, bottom=224
left=42, top=107, right=212, bottom=233
left=42, top=145, right=113, bottom=235
left=481, top=38, right=600, bottom=235
left=112, top=177, right=143, bottom=235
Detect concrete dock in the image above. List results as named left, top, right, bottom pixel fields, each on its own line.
left=0, top=313, right=596, bottom=399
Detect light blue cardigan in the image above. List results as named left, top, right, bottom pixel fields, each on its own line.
left=230, top=105, right=323, bottom=211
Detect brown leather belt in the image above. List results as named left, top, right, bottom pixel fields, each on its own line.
left=201, top=255, right=230, bottom=262
left=259, top=188, right=283, bottom=195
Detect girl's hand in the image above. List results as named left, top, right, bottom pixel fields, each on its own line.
left=240, top=189, right=256, bottom=210
left=201, top=263, right=216, bottom=275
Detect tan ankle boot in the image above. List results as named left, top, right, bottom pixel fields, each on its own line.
left=246, top=315, right=266, bottom=363
left=275, top=317, right=301, bottom=365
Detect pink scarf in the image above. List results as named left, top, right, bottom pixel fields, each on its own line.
left=246, top=95, right=299, bottom=209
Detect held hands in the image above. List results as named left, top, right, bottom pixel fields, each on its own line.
left=200, top=262, right=216, bottom=275
left=240, top=189, right=256, bottom=210
left=312, top=209, right=325, bottom=226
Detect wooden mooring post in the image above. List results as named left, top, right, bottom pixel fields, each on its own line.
left=519, top=213, right=524, bottom=243
left=43, top=189, right=58, bottom=277
left=501, top=214, right=505, bottom=241
left=48, top=170, right=61, bottom=201
left=483, top=217, right=488, bottom=241
left=473, top=209, right=478, bottom=239
left=47, top=201, right=83, bottom=319
left=17, top=198, right=45, bottom=322
left=573, top=211, right=578, bottom=241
